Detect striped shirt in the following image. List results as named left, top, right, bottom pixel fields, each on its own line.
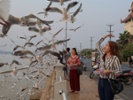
left=96, top=38, right=122, bottom=79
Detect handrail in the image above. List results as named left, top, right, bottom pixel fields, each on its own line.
left=59, top=90, right=67, bottom=100
left=59, top=76, right=62, bottom=82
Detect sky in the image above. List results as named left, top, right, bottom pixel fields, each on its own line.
left=0, top=0, right=133, bottom=52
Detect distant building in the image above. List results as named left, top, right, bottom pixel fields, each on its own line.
left=121, top=2, right=133, bottom=35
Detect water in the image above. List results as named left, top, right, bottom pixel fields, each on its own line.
left=0, top=54, right=57, bottom=100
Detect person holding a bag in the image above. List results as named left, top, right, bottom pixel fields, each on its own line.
left=96, top=33, right=122, bottom=100
left=67, top=48, right=81, bottom=93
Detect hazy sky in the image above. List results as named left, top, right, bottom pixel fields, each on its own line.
left=0, top=0, right=133, bottom=51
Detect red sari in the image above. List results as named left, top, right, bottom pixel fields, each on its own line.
left=67, top=55, right=81, bottom=91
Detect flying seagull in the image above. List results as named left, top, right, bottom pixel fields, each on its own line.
left=47, top=0, right=70, bottom=6
left=49, top=28, right=63, bottom=40
left=28, top=26, right=51, bottom=35
left=38, top=1, right=52, bottom=16
left=69, top=24, right=84, bottom=32
left=0, top=66, right=29, bottom=75
left=0, top=62, right=9, bottom=67
left=70, top=3, right=82, bottom=23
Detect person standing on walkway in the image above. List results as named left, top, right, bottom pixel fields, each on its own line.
left=67, top=48, right=81, bottom=93
left=96, top=33, right=122, bottom=100
left=65, top=47, right=71, bottom=80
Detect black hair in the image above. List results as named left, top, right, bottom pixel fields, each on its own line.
left=66, top=47, right=70, bottom=52
left=72, top=48, right=78, bottom=55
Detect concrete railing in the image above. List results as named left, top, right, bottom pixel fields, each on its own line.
left=53, top=62, right=67, bottom=100
left=30, top=62, right=67, bottom=100
left=30, top=68, right=55, bottom=100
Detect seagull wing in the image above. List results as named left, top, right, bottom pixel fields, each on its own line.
left=35, top=40, right=43, bottom=46
left=54, top=38, right=70, bottom=45
left=13, top=45, right=24, bottom=51
left=14, top=50, right=35, bottom=57
left=66, top=1, right=78, bottom=12
left=46, top=7, right=62, bottom=14
left=42, top=27, right=51, bottom=32
left=53, top=28, right=63, bottom=38
left=28, top=35, right=37, bottom=42
left=72, top=3, right=82, bottom=17
left=19, top=36, right=27, bottom=40
left=28, top=27, right=39, bottom=32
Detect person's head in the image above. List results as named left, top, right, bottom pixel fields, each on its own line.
left=66, top=47, right=70, bottom=52
left=62, top=50, right=66, bottom=55
left=71, top=48, right=78, bottom=55
left=103, top=41, right=121, bottom=63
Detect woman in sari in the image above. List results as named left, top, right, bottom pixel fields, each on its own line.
left=67, top=48, right=81, bottom=93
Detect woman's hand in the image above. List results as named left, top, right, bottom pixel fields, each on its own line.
left=102, top=70, right=112, bottom=75
left=103, top=33, right=114, bottom=39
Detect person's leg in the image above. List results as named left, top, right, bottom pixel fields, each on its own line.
left=104, top=79, right=114, bottom=100
left=69, top=70, right=75, bottom=91
left=98, top=78, right=105, bottom=100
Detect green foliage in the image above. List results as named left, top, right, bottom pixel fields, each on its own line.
left=120, top=43, right=133, bottom=61
left=117, top=31, right=133, bottom=61
left=80, top=48, right=94, bottom=58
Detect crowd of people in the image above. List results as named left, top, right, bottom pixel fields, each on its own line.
left=58, top=47, right=81, bottom=94
left=58, top=34, right=122, bottom=100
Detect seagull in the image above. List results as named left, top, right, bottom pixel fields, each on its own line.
left=35, top=38, right=70, bottom=52
left=22, top=19, right=54, bottom=27
left=49, top=28, right=63, bottom=40
left=21, top=14, right=51, bottom=26
left=10, top=60, right=22, bottom=66
left=28, top=26, right=51, bottom=35
left=13, top=50, right=36, bottom=57
left=69, top=24, right=84, bottom=32
left=38, top=1, right=52, bottom=16
left=34, top=40, right=43, bottom=47
left=46, top=7, right=68, bottom=21
left=13, top=45, right=25, bottom=51
left=54, top=38, right=70, bottom=45
left=35, top=44, right=53, bottom=52
left=2, top=14, right=22, bottom=36
left=47, top=0, right=70, bottom=6
left=0, top=62, right=8, bottom=67
left=27, top=35, right=37, bottom=42
left=0, top=66, right=29, bottom=75
left=66, top=1, right=79, bottom=12
left=24, top=42, right=34, bottom=48
left=0, top=0, right=10, bottom=26
left=16, top=87, right=29, bottom=95
left=70, top=3, right=82, bottom=23
left=19, top=56, right=34, bottom=62
left=40, top=50, right=60, bottom=59
left=46, top=1, right=78, bottom=21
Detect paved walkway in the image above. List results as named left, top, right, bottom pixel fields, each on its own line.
left=67, top=72, right=124, bottom=100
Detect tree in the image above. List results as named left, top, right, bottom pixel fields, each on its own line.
left=121, top=43, right=133, bottom=61
left=116, top=31, right=133, bottom=61
left=80, top=48, right=94, bottom=58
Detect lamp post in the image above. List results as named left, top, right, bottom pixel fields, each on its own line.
left=65, top=21, right=68, bottom=48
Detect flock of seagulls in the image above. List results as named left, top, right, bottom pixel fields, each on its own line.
left=0, top=0, right=83, bottom=99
